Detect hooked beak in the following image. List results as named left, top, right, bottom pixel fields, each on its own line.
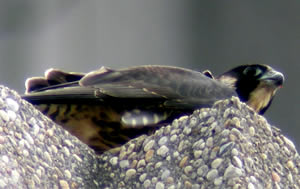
left=259, top=69, right=284, bottom=88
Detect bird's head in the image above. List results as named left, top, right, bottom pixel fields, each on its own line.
left=217, top=64, right=284, bottom=114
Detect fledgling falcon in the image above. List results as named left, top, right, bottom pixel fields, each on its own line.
left=22, top=64, right=284, bottom=153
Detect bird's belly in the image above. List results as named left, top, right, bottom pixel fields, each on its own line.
left=35, top=104, right=160, bottom=153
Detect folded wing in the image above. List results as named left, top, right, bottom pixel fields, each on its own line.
left=24, top=65, right=236, bottom=110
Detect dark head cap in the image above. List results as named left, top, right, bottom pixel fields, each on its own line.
left=217, top=64, right=284, bottom=114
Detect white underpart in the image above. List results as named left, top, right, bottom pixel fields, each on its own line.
left=121, top=109, right=168, bottom=127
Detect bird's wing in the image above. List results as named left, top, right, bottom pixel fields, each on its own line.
left=23, top=65, right=236, bottom=109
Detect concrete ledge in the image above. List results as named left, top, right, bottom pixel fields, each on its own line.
left=0, top=85, right=299, bottom=188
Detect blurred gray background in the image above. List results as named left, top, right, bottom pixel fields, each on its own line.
left=0, top=1, right=299, bottom=150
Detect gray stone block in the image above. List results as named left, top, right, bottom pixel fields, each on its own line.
left=0, top=85, right=299, bottom=189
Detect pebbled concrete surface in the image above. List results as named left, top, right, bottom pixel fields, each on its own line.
left=0, top=85, right=299, bottom=189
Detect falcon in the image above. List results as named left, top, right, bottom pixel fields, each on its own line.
left=22, top=64, right=284, bottom=153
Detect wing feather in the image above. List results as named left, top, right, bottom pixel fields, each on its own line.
left=79, top=65, right=236, bottom=107
left=23, top=65, right=237, bottom=109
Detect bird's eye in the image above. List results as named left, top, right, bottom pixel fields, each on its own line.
left=243, top=67, right=262, bottom=77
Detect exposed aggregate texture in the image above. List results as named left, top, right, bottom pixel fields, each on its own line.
left=0, top=85, right=299, bottom=189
